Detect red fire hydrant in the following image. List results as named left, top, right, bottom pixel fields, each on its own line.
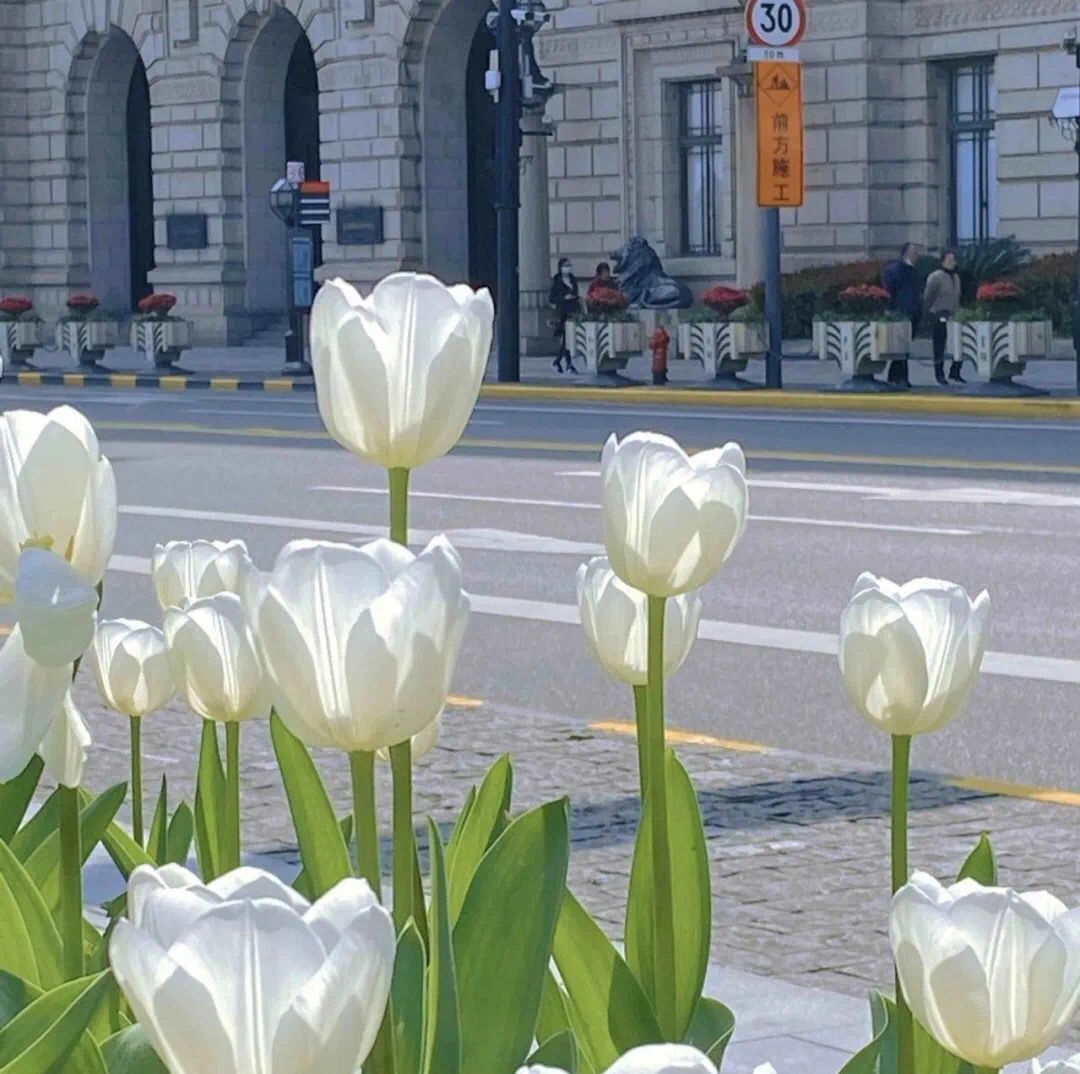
left=650, top=325, right=670, bottom=386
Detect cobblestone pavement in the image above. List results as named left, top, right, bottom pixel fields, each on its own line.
left=72, top=674, right=1080, bottom=1044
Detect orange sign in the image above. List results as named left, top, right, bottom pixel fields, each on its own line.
left=755, top=61, right=805, bottom=208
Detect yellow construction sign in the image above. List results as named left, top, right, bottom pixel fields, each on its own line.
left=755, top=60, right=805, bottom=208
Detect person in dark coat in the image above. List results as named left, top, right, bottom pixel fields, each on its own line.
left=881, top=242, right=921, bottom=387
left=549, top=257, right=581, bottom=374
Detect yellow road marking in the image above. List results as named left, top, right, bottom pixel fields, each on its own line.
left=210, top=378, right=240, bottom=390
left=63, top=373, right=86, bottom=387
left=591, top=720, right=771, bottom=754
left=159, top=376, right=187, bottom=391
left=109, top=374, right=138, bottom=389
left=264, top=379, right=295, bottom=393
left=947, top=775, right=1080, bottom=809
left=17, top=372, right=42, bottom=385
left=446, top=695, right=484, bottom=709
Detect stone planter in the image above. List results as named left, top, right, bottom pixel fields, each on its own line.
left=813, top=318, right=911, bottom=386
left=947, top=319, right=1051, bottom=389
left=131, top=319, right=193, bottom=369
left=0, top=320, right=44, bottom=369
left=56, top=319, right=121, bottom=369
left=565, top=320, right=641, bottom=374
left=678, top=321, right=766, bottom=379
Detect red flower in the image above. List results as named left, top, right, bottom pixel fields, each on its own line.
left=587, top=285, right=629, bottom=314
left=702, top=285, right=749, bottom=317
left=67, top=293, right=100, bottom=311
left=838, top=284, right=890, bottom=302
left=137, top=293, right=178, bottom=314
left=0, top=297, right=33, bottom=316
left=976, top=280, right=1022, bottom=304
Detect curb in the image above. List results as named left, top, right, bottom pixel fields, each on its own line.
left=5, top=370, right=1080, bottom=420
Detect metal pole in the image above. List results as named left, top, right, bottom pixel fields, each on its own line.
left=496, top=0, right=522, bottom=383
left=764, top=206, right=783, bottom=389
left=1074, top=127, right=1079, bottom=395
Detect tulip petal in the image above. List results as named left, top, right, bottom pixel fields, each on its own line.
left=604, top=1043, right=719, bottom=1073
left=208, top=867, right=311, bottom=912
left=14, top=548, right=97, bottom=668
left=302, top=877, right=380, bottom=950
left=37, top=693, right=91, bottom=788
left=69, top=457, right=117, bottom=585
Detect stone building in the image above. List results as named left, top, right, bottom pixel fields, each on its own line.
left=0, top=0, right=1076, bottom=345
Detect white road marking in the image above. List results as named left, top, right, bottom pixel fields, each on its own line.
left=106, top=554, right=1080, bottom=688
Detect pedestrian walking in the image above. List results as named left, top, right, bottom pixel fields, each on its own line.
left=923, top=250, right=965, bottom=385
left=881, top=242, right=922, bottom=387
left=549, top=257, right=581, bottom=374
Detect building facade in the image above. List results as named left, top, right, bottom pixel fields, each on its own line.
left=0, top=0, right=1076, bottom=344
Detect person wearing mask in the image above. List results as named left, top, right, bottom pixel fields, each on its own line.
left=586, top=262, right=613, bottom=303
left=881, top=241, right=921, bottom=387
left=923, top=250, right=965, bottom=385
left=549, top=257, right=581, bottom=374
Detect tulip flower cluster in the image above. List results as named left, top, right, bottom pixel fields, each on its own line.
left=0, top=270, right=1078, bottom=1074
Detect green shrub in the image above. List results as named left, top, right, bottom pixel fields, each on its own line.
left=954, top=236, right=1031, bottom=302
left=750, top=259, right=884, bottom=337
left=1013, top=253, right=1076, bottom=333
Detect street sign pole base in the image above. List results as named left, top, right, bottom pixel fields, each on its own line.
left=281, top=360, right=313, bottom=377
left=827, top=374, right=908, bottom=393
left=957, top=377, right=1050, bottom=398
left=689, top=372, right=766, bottom=391
left=580, top=371, right=645, bottom=388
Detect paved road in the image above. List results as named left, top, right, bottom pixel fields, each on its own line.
left=3, top=383, right=1079, bottom=792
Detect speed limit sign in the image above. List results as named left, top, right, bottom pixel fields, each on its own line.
left=746, top=0, right=807, bottom=48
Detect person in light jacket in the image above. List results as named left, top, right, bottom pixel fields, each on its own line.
left=923, top=250, right=964, bottom=385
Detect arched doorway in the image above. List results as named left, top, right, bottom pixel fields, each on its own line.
left=84, top=32, right=154, bottom=311
left=421, top=0, right=498, bottom=293
left=241, top=11, right=321, bottom=317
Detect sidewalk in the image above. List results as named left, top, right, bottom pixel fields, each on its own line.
left=70, top=676, right=1080, bottom=1071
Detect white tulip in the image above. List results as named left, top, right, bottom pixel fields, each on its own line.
left=310, top=273, right=494, bottom=470
left=376, top=714, right=442, bottom=763
left=839, top=574, right=990, bottom=737
left=38, top=693, right=91, bottom=789
left=754, top=1067, right=778, bottom=1074
left=0, top=626, right=73, bottom=781
left=92, top=618, right=175, bottom=719
left=891, top=871, right=1080, bottom=1067
left=1032, top=1054, right=1080, bottom=1073
left=601, top=433, right=748, bottom=598
left=576, top=557, right=701, bottom=686
left=152, top=539, right=254, bottom=611
left=0, top=405, right=116, bottom=599
left=110, top=863, right=395, bottom=1074
left=13, top=547, right=97, bottom=667
left=518, top=1045, right=718, bottom=1074
left=164, top=594, right=268, bottom=723
left=255, top=536, right=469, bottom=753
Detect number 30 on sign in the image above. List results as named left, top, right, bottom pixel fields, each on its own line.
left=746, top=0, right=807, bottom=48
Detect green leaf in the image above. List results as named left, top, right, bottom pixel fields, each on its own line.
left=536, top=971, right=574, bottom=1056
left=527, top=1032, right=577, bottom=1072
left=0, top=841, right=62, bottom=988
left=0, top=972, right=111, bottom=1074
left=625, top=750, right=711, bottom=1039
left=101, top=1026, right=168, bottom=1074
left=685, top=998, right=735, bottom=1067
left=446, top=756, right=513, bottom=922
left=956, top=834, right=996, bottom=886
left=100, top=819, right=155, bottom=885
left=193, top=720, right=226, bottom=882
left=454, top=799, right=568, bottom=1074
left=411, top=838, right=430, bottom=950
left=293, top=815, right=353, bottom=901
left=553, top=889, right=661, bottom=1072
left=270, top=714, right=352, bottom=898
left=147, top=779, right=168, bottom=866
left=8, top=792, right=61, bottom=863
left=392, top=922, right=425, bottom=1074
left=0, top=975, right=36, bottom=1028
left=165, top=804, right=194, bottom=868
left=423, top=819, right=461, bottom=1074
left=0, top=759, right=44, bottom=844
left=839, top=992, right=895, bottom=1074
left=25, top=784, right=127, bottom=916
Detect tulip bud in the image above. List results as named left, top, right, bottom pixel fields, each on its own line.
left=310, top=274, right=494, bottom=470
left=164, top=594, right=268, bottom=723
left=13, top=547, right=97, bottom=667
left=38, top=693, right=91, bottom=789
left=891, top=872, right=1080, bottom=1067
left=256, top=536, right=469, bottom=753
left=516, top=1044, right=718, bottom=1074
left=92, top=618, right=174, bottom=719
left=0, top=405, right=116, bottom=600
left=376, top=715, right=441, bottom=764
left=839, top=574, right=990, bottom=737
left=151, top=539, right=254, bottom=611
left=110, top=864, right=395, bottom=1074
left=601, top=432, right=748, bottom=598
left=576, top=557, right=701, bottom=686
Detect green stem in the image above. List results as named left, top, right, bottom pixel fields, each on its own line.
left=389, top=468, right=410, bottom=546
left=632, top=684, right=649, bottom=800
left=646, top=595, right=677, bottom=1038
left=58, top=785, right=84, bottom=980
left=130, top=716, right=143, bottom=847
left=225, top=722, right=241, bottom=871
left=350, top=751, right=382, bottom=899
left=390, top=740, right=415, bottom=932
left=892, top=734, right=913, bottom=1074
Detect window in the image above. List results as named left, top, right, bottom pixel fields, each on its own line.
left=947, top=60, right=997, bottom=244
left=678, top=81, right=725, bottom=256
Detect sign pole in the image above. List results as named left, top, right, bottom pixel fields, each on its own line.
left=495, top=0, right=522, bottom=383
left=764, top=207, right=783, bottom=389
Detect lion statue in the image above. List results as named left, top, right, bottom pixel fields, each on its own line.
left=611, top=237, right=693, bottom=309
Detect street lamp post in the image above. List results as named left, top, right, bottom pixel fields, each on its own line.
left=1054, top=31, right=1080, bottom=393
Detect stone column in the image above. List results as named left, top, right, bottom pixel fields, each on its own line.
left=519, top=106, right=554, bottom=355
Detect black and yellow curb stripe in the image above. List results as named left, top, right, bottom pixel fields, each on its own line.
left=6, top=371, right=315, bottom=392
